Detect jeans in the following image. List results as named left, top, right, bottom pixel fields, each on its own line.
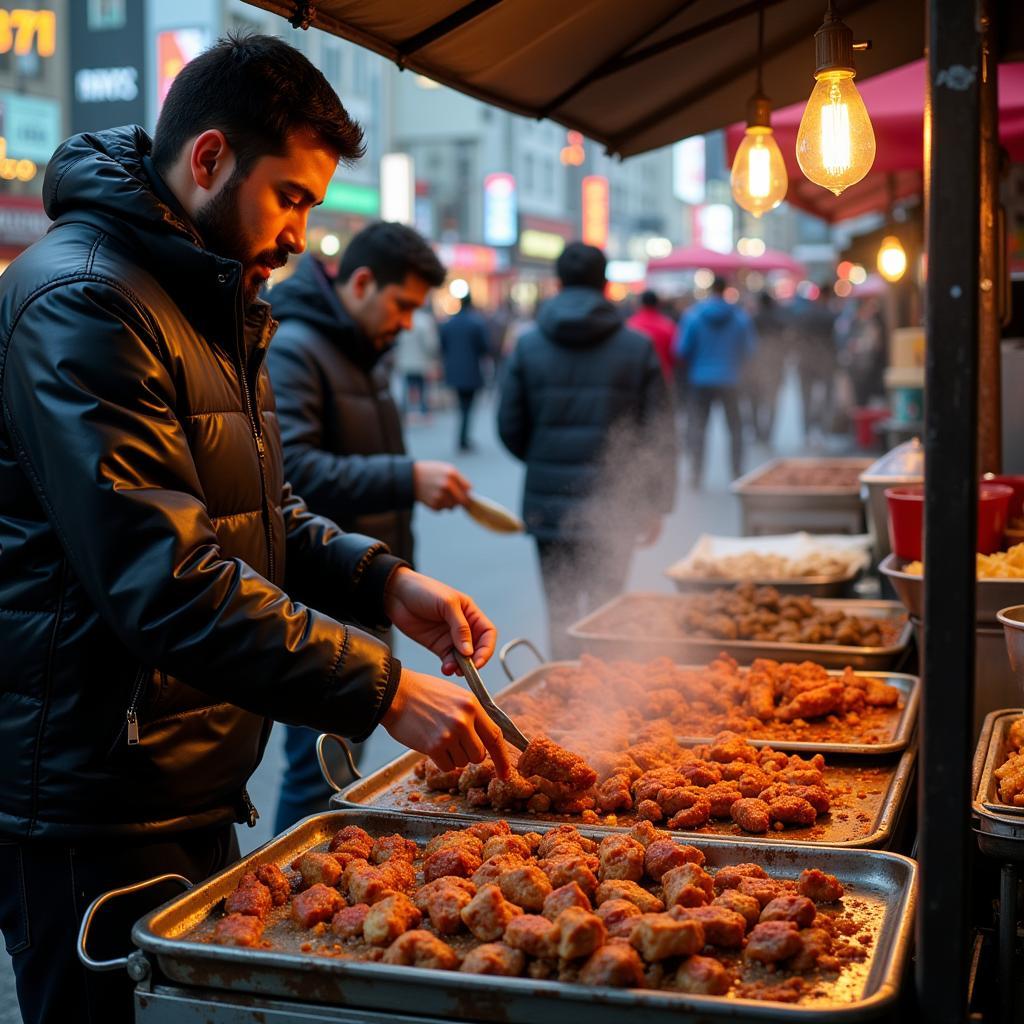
left=688, top=385, right=744, bottom=485
left=403, top=372, right=428, bottom=414
left=0, top=824, right=238, bottom=1024
left=455, top=388, right=477, bottom=449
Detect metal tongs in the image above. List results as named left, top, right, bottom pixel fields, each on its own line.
left=452, top=648, right=531, bottom=751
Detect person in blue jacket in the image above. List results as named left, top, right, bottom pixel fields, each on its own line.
left=440, top=293, right=492, bottom=452
left=675, top=276, right=757, bottom=487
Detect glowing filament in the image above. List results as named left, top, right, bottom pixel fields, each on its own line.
left=820, top=82, right=852, bottom=175
left=748, top=144, right=771, bottom=198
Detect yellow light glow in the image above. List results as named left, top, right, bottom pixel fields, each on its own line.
left=877, top=235, right=907, bottom=282
left=848, top=264, right=867, bottom=285
left=730, top=127, right=788, bottom=217
left=796, top=70, right=875, bottom=195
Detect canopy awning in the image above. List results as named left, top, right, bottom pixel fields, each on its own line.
left=646, top=244, right=805, bottom=276
left=242, top=0, right=924, bottom=158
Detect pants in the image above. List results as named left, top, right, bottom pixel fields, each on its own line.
left=0, top=824, right=238, bottom=1024
left=536, top=538, right=632, bottom=661
left=456, top=388, right=477, bottom=449
left=403, top=372, right=428, bottom=414
left=273, top=725, right=364, bottom=834
left=799, top=369, right=835, bottom=436
left=688, top=385, right=743, bottom=485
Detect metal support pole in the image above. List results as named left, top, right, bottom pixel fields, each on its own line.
left=917, top=0, right=981, bottom=1020
left=978, top=0, right=1001, bottom=474
left=998, top=863, right=1018, bottom=1024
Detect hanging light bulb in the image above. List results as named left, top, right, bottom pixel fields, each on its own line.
left=795, top=2, right=875, bottom=196
left=877, top=235, right=907, bottom=282
left=731, top=6, right=787, bottom=217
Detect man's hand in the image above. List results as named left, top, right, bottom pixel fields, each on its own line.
left=413, top=461, right=471, bottom=510
left=384, top=567, right=497, bottom=675
left=636, top=517, right=663, bottom=548
left=382, top=668, right=511, bottom=777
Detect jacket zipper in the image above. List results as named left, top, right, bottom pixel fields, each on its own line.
left=125, top=665, right=149, bottom=745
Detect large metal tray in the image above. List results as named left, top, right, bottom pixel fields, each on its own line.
left=336, top=744, right=916, bottom=850
left=972, top=709, right=1024, bottom=847
left=134, top=808, right=918, bottom=1022
left=668, top=570, right=859, bottom=598
left=567, top=593, right=913, bottom=671
left=880, top=552, right=1024, bottom=625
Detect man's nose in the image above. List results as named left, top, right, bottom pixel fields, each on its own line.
left=281, top=215, right=306, bottom=256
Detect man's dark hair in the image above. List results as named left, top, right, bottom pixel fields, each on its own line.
left=640, top=289, right=659, bottom=308
left=710, top=275, right=728, bottom=295
left=152, top=33, right=365, bottom=177
left=556, top=242, right=606, bottom=290
left=337, top=221, right=446, bottom=288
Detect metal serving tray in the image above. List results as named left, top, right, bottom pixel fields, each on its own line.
left=668, top=570, right=860, bottom=598
left=133, top=808, right=918, bottom=1022
left=336, top=745, right=916, bottom=850
left=972, top=709, right=1024, bottom=839
left=880, top=553, right=1024, bottom=625
left=567, top=593, right=913, bottom=672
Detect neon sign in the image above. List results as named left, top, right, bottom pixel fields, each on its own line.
left=0, top=9, right=56, bottom=58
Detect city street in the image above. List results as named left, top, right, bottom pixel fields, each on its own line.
left=0, top=369, right=809, bottom=1021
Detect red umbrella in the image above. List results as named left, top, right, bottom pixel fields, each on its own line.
left=726, top=60, right=1024, bottom=222
left=647, top=245, right=805, bottom=275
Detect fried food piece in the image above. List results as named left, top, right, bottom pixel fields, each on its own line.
left=541, top=881, right=591, bottom=920
left=328, top=825, right=374, bottom=860
left=713, top=862, right=768, bottom=892
left=554, top=906, right=607, bottom=960
left=760, top=894, right=816, bottom=928
left=499, top=865, right=552, bottom=912
left=291, top=883, right=344, bottom=929
left=636, top=799, right=664, bottom=822
left=363, top=893, right=422, bottom=947
left=504, top=913, right=559, bottom=958
left=759, top=783, right=831, bottom=815
left=776, top=682, right=844, bottom=722
left=712, top=890, right=761, bottom=929
left=295, top=851, right=343, bottom=890
left=671, top=905, right=746, bottom=948
left=790, top=927, right=835, bottom=971
left=382, top=930, right=458, bottom=970
left=598, top=834, right=646, bottom=883
left=657, top=787, right=712, bottom=830
left=536, top=825, right=597, bottom=858
left=538, top=856, right=599, bottom=897
left=224, top=872, right=272, bottom=919
left=864, top=677, right=900, bottom=706
left=595, top=879, right=664, bottom=914
left=1009, top=717, right=1024, bottom=751
left=644, top=839, right=699, bottom=882
left=797, top=868, right=845, bottom=903
left=517, top=736, right=598, bottom=791
left=594, top=898, right=642, bottom=938
left=473, top=853, right=528, bottom=889
left=671, top=954, right=730, bottom=995
left=424, top=830, right=484, bottom=858
left=662, top=863, right=714, bottom=908
left=461, top=884, right=523, bottom=941
left=413, top=878, right=475, bottom=935
left=578, top=943, right=646, bottom=988
left=460, top=941, right=525, bottom=976
left=703, top=782, right=744, bottom=818
left=345, top=862, right=398, bottom=906
left=423, top=844, right=482, bottom=883
left=736, top=876, right=789, bottom=909
left=731, top=798, right=771, bottom=833
left=424, top=762, right=462, bottom=791
left=254, top=864, right=290, bottom=907
left=482, top=834, right=532, bottom=861
left=595, top=774, right=634, bottom=813
left=744, top=920, right=803, bottom=963
left=628, top=820, right=669, bottom=848
left=213, top=913, right=264, bottom=947
left=708, top=731, right=756, bottom=764
left=629, top=913, right=705, bottom=961
left=331, top=903, right=370, bottom=939
left=458, top=760, right=496, bottom=795
left=370, top=834, right=417, bottom=865
left=768, top=796, right=818, bottom=827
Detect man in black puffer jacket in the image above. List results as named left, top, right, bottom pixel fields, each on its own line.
left=268, top=226, right=473, bottom=830
left=498, top=243, right=677, bottom=658
left=0, top=35, right=507, bottom=1024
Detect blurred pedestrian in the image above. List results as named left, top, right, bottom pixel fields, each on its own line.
left=267, top=224, right=473, bottom=831
left=742, top=291, right=788, bottom=444
left=395, top=305, right=440, bottom=419
left=795, top=285, right=838, bottom=439
left=498, top=243, right=677, bottom=659
left=839, top=297, right=887, bottom=406
left=675, top=276, right=756, bottom=487
left=627, top=288, right=678, bottom=388
left=440, top=292, right=492, bottom=452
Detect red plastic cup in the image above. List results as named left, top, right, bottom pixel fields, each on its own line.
left=885, top=482, right=1014, bottom=562
left=983, top=474, right=1024, bottom=522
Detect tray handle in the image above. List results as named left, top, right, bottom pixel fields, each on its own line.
left=78, top=873, right=191, bottom=972
left=317, top=732, right=362, bottom=792
left=498, top=637, right=545, bottom=681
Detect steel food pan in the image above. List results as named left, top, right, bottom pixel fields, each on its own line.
left=567, top=593, right=912, bottom=671
left=133, top=808, right=917, bottom=1022
left=972, top=709, right=1024, bottom=844
left=668, top=571, right=859, bottom=598
left=336, top=745, right=916, bottom=850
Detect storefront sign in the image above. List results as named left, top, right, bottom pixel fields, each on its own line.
left=0, top=91, right=59, bottom=162
left=380, top=152, right=414, bottom=225
left=672, top=136, right=706, bottom=205
left=519, top=229, right=565, bottom=261
left=0, top=9, right=55, bottom=58
left=581, top=175, right=609, bottom=249
left=0, top=195, right=49, bottom=247
left=71, top=4, right=146, bottom=132
left=483, top=172, right=517, bottom=247
left=74, top=66, right=139, bottom=103
left=435, top=242, right=498, bottom=274
left=322, top=180, right=380, bottom=216
left=157, top=28, right=208, bottom=109
left=696, top=203, right=734, bottom=254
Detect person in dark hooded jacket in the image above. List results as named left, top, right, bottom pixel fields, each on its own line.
left=0, top=36, right=508, bottom=1024
left=267, top=225, right=473, bottom=831
left=497, top=242, right=677, bottom=659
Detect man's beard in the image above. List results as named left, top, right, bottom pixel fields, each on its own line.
left=194, top=170, right=289, bottom=307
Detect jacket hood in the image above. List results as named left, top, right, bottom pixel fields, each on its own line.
left=537, top=286, right=623, bottom=348
left=269, top=255, right=382, bottom=370
left=698, top=296, right=740, bottom=327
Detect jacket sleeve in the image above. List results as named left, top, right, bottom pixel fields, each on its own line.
left=266, top=334, right=416, bottom=521
left=496, top=347, right=530, bottom=460
left=638, top=345, right=679, bottom=516
left=1, top=280, right=398, bottom=741
left=677, top=312, right=696, bottom=365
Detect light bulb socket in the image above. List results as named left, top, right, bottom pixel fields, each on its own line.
left=814, top=10, right=855, bottom=75
left=746, top=93, right=773, bottom=130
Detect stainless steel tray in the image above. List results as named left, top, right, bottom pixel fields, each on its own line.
left=336, top=744, right=916, bottom=850
left=732, top=458, right=874, bottom=499
left=134, top=808, right=918, bottom=1021
left=972, top=709, right=1024, bottom=842
left=880, top=552, right=1024, bottom=625
left=567, top=593, right=913, bottom=671
left=668, top=570, right=859, bottom=598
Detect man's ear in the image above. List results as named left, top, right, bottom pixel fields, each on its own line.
left=349, top=266, right=376, bottom=301
left=190, top=129, right=234, bottom=193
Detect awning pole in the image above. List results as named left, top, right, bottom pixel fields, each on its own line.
left=917, top=0, right=981, bottom=1019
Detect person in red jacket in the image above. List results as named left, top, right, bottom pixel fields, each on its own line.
left=627, top=289, right=678, bottom=386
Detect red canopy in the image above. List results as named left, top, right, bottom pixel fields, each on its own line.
left=726, top=60, right=1024, bottom=222
left=647, top=245, right=805, bottom=276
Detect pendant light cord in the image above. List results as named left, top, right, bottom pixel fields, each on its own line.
left=756, top=3, right=764, bottom=95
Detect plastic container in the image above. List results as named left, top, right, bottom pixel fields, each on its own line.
left=885, top=482, right=1014, bottom=561
left=883, top=366, right=925, bottom=425
left=859, top=439, right=925, bottom=562
left=984, top=474, right=1024, bottom=522
left=851, top=406, right=889, bottom=448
